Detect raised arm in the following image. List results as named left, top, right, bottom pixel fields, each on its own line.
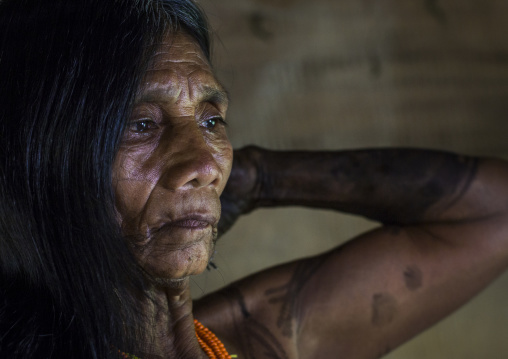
left=221, top=146, right=498, bottom=226
left=210, top=146, right=508, bottom=359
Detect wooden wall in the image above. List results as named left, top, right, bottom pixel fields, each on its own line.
left=191, top=1, right=508, bottom=358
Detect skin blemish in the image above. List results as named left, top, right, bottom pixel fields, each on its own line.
left=404, top=265, right=423, bottom=291
left=371, top=293, right=397, bottom=327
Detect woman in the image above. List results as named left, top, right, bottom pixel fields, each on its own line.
left=0, top=0, right=219, bottom=357
left=2, top=0, right=508, bottom=358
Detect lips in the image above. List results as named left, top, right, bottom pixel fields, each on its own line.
left=167, top=216, right=215, bottom=229
left=148, top=213, right=217, bottom=240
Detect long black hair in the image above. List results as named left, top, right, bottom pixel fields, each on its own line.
left=0, top=0, right=211, bottom=357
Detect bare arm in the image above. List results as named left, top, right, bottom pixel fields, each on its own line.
left=222, top=146, right=486, bottom=225
left=212, top=147, right=508, bottom=358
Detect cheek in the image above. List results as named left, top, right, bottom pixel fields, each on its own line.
left=112, top=150, right=157, bottom=222
left=215, top=142, right=233, bottom=193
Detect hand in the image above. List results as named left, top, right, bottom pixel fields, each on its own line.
left=218, top=146, right=261, bottom=237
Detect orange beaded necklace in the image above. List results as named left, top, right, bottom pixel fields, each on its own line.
left=117, top=319, right=234, bottom=359
left=194, top=319, right=233, bottom=359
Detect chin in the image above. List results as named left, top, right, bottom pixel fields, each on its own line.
left=139, top=235, right=215, bottom=283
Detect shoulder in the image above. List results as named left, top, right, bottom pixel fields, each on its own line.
left=193, top=258, right=322, bottom=359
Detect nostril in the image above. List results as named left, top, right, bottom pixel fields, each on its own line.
left=192, top=154, right=222, bottom=188
left=158, top=149, right=222, bottom=191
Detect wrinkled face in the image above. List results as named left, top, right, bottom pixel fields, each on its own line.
left=113, top=32, right=232, bottom=282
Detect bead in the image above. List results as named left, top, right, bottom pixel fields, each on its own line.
left=194, top=319, right=232, bottom=359
left=117, top=319, right=233, bottom=359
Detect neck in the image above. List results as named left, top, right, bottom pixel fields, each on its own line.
left=136, top=278, right=207, bottom=359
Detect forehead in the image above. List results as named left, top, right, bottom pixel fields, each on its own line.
left=136, top=32, right=228, bottom=106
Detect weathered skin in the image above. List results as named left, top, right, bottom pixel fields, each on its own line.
left=113, top=31, right=232, bottom=358
left=114, top=31, right=508, bottom=359
left=204, top=147, right=508, bottom=359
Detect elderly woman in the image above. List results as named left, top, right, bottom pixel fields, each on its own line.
left=1, top=0, right=508, bottom=358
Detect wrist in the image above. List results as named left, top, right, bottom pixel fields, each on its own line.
left=228, top=145, right=264, bottom=213
left=243, top=145, right=265, bottom=209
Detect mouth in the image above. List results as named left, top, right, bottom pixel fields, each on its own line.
left=148, top=214, right=218, bottom=241
left=169, top=216, right=214, bottom=229
left=131, top=213, right=219, bottom=280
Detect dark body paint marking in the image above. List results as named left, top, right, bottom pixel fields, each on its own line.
left=221, top=286, right=289, bottom=359
left=265, top=255, right=328, bottom=338
left=329, top=150, right=478, bottom=224
left=372, top=293, right=398, bottom=327
left=404, top=265, right=423, bottom=291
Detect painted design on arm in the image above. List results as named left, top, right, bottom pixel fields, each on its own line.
left=329, top=150, right=479, bottom=223
left=259, top=149, right=479, bottom=225
left=221, top=286, right=289, bottom=359
left=371, top=293, right=398, bottom=327
left=436, top=156, right=479, bottom=214
left=264, top=255, right=328, bottom=338
left=403, top=265, right=423, bottom=291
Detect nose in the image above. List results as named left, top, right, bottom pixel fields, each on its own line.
left=157, top=124, right=222, bottom=191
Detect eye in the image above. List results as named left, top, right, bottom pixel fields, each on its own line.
left=128, top=119, right=157, bottom=133
left=203, top=117, right=226, bottom=130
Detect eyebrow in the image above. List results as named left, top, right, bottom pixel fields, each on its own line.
left=135, top=84, right=229, bottom=108
left=201, top=86, right=229, bottom=108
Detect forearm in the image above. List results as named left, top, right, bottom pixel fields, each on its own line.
left=248, top=146, right=485, bottom=224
